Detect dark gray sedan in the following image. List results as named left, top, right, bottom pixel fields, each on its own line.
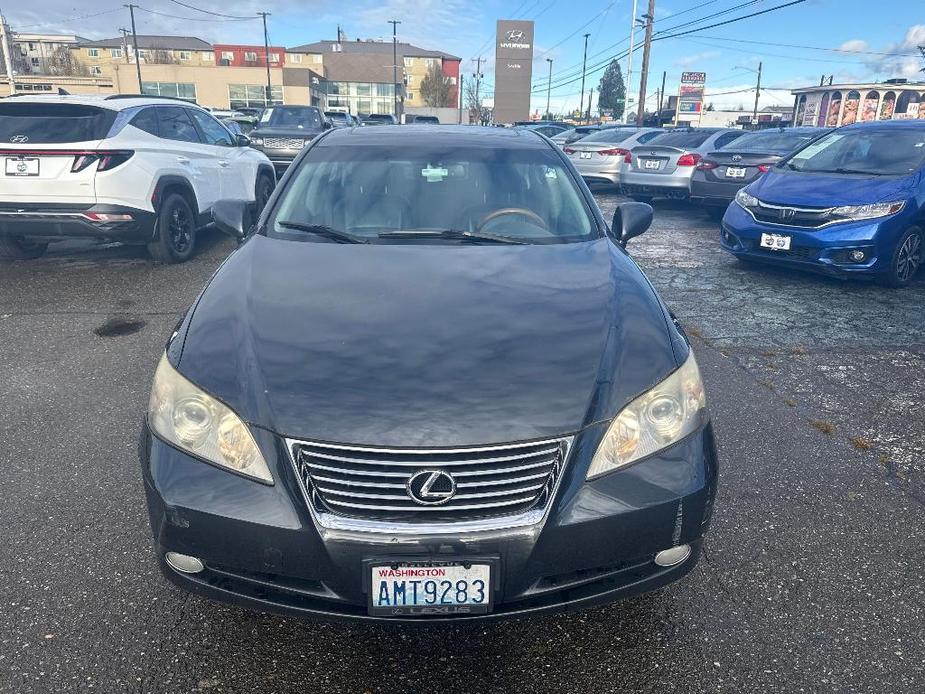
left=248, top=106, right=332, bottom=171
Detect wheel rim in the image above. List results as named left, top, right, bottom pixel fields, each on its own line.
left=896, top=233, right=921, bottom=282
left=168, top=204, right=192, bottom=253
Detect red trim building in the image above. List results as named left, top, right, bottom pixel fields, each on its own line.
left=214, top=44, right=285, bottom=68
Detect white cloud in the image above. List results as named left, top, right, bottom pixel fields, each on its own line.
left=674, top=51, right=720, bottom=67
left=866, top=24, right=925, bottom=79
left=839, top=39, right=868, bottom=53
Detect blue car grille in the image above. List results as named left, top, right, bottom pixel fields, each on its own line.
left=751, top=202, right=831, bottom=229
left=290, top=438, right=568, bottom=523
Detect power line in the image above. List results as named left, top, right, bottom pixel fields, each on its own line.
left=694, top=34, right=922, bottom=57
left=164, top=0, right=254, bottom=20
left=136, top=7, right=256, bottom=22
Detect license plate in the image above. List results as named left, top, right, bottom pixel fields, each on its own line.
left=5, top=157, right=39, bottom=176
left=643, top=159, right=660, bottom=169
left=579, top=151, right=592, bottom=159
left=726, top=166, right=747, bottom=178
left=760, top=232, right=792, bottom=251
left=368, top=561, right=492, bottom=616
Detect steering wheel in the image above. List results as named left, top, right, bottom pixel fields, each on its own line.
left=476, top=207, right=547, bottom=233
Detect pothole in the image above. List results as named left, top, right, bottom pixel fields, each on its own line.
left=94, top=316, right=147, bottom=337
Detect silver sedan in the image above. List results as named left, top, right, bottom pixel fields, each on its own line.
left=621, top=128, right=746, bottom=202
left=563, top=127, right=664, bottom=186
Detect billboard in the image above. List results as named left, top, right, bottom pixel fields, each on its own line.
left=493, top=19, right=535, bottom=124
left=676, top=71, right=706, bottom=124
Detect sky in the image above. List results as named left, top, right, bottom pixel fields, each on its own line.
left=4, top=0, right=924, bottom=115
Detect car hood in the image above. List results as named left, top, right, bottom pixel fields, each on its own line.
left=251, top=126, right=323, bottom=138
left=176, top=235, right=680, bottom=447
left=748, top=169, right=916, bottom=206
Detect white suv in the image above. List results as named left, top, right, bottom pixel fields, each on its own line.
left=0, top=95, right=275, bottom=263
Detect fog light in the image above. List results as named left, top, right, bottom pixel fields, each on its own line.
left=848, top=249, right=866, bottom=262
left=654, top=544, right=691, bottom=567
left=165, top=551, right=204, bottom=574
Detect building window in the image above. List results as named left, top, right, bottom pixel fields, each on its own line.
left=28, top=42, right=36, bottom=51
left=406, top=92, right=414, bottom=101
left=228, top=84, right=283, bottom=109
left=202, top=51, right=213, bottom=61
left=270, top=53, right=279, bottom=63
left=110, top=48, right=123, bottom=58
left=403, top=57, right=413, bottom=67
left=136, top=49, right=146, bottom=59
left=405, top=76, right=413, bottom=86
left=31, top=57, right=40, bottom=67
left=90, top=65, right=102, bottom=75
left=15, top=83, right=53, bottom=91
left=288, top=53, right=302, bottom=64
left=142, top=81, right=197, bottom=101
left=310, top=54, right=321, bottom=64
left=447, top=76, right=457, bottom=85
left=244, top=51, right=258, bottom=62
left=87, top=48, right=100, bottom=57
left=222, top=51, right=234, bottom=61
left=178, top=51, right=192, bottom=61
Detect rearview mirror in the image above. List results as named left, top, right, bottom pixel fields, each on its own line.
left=235, top=133, right=251, bottom=147
left=612, top=202, right=653, bottom=247
left=212, top=199, right=249, bottom=241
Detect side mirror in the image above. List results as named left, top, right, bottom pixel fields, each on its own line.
left=235, top=133, right=251, bottom=147
left=612, top=201, right=653, bottom=247
left=323, top=121, right=333, bottom=130
left=212, top=199, right=249, bottom=241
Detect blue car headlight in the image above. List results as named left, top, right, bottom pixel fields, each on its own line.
left=829, top=201, right=905, bottom=221
left=735, top=189, right=759, bottom=210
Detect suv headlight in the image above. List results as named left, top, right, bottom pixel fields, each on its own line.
left=735, top=189, right=758, bottom=209
left=587, top=351, right=707, bottom=479
left=251, top=136, right=264, bottom=145
left=147, top=354, right=273, bottom=483
left=830, top=201, right=904, bottom=221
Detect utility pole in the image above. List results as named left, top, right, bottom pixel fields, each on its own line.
left=389, top=19, right=401, bottom=117
left=659, top=70, right=666, bottom=112
left=635, top=0, right=655, bottom=125
left=587, top=87, right=594, bottom=122
left=545, top=58, right=553, bottom=119
left=624, top=0, right=638, bottom=123
left=458, top=74, right=464, bottom=124
left=0, top=14, right=15, bottom=95
left=258, top=12, right=272, bottom=105
left=752, top=60, right=762, bottom=124
left=578, top=33, right=590, bottom=125
left=125, top=4, right=143, bottom=92
left=472, top=56, right=483, bottom=124
left=119, top=29, right=131, bottom=63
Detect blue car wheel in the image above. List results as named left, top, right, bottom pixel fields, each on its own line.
left=882, top=226, right=923, bottom=288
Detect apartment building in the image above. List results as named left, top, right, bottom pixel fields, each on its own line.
left=9, top=33, right=85, bottom=75
left=74, top=35, right=215, bottom=79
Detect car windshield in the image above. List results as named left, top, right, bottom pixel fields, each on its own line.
left=647, top=130, right=715, bottom=148
left=578, top=128, right=639, bottom=144
left=270, top=142, right=597, bottom=244
left=782, top=127, right=925, bottom=175
left=261, top=107, right=321, bottom=129
left=722, top=130, right=821, bottom=153
left=0, top=102, right=117, bottom=143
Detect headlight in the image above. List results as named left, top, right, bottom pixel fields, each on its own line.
left=147, top=354, right=273, bottom=483
left=830, top=201, right=904, bottom=221
left=735, top=189, right=758, bottom=209
left=586, top=351, right=707, bottom=479
left=251, top=137, right=264, bottom=145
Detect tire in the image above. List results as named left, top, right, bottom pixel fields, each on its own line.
left=147, top=192, right=197, bottom=264
left=0, top=235, right=48, bottom=260
left=879, top=226, right=922, bottom=288
left=254, top=172, right=275, bottom=219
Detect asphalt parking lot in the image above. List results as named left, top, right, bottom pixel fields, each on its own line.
left=1, top=193, right=923, bottom=693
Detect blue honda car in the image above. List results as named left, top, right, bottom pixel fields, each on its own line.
left=720, top=121, right=925, bottom=287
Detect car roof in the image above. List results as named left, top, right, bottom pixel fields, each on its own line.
left=841, top=119, right=925, bottom=130
left=2, top=94, right=202, bottom=111
left=319, top=125, right=555, bottom=149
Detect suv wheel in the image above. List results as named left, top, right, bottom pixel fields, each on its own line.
left=255, top=173, right=274, bottom=216
left=148, top=193, right=197, bottom=264
left=880, top=226, right=922, bottom=288
left=0, top=235, right=49, bottom=260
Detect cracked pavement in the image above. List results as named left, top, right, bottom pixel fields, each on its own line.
left=1, top=194, right=923, bottom=693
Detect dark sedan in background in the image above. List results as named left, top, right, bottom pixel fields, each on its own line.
left=691, top=127, right=830, bottom=215
left=248, top=105, right=331, bottom=171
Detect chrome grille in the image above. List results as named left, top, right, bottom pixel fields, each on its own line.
left=751, top=201, right=832, bottom=228
left=290, top=438, right=569, bottom=524
left=264, top=137, right=306, bottom=149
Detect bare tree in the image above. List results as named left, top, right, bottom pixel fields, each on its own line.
left=146, top=48, right=178, bottom=65
left=420, top=62, right=452, bottom=108
left=464, top=77, right=490, bottom=125
left=46, top=46, right=89, bottom=77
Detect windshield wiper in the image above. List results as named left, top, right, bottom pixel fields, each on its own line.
left=815, top=167, right=889, bottom=176
left=378, top=229, right=527, bottom=245
left=276, top=221, right=368, bottom=244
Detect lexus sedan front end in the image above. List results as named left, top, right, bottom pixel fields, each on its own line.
left=140, top=125, right=719, bottom=622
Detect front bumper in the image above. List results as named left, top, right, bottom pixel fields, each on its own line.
left=140, top=420, right=719, bottom=623
left=719, top=201, right=903, bottom=277
left=248, top=146, right=307, bottom=169
left=0, top=203, right=156, bottom=242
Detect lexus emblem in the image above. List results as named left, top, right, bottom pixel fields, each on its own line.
left=505, top=30, right=525, bottom=41
left=406, top=469, right=457, bottom=505
left=10, top=135, right=29, bottom=143
left=731, top=154, right=742, bottom=162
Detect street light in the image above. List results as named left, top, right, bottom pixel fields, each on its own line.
left=734, top=63, right=763, bottom=124
left=545, top=58, right=553, bottom=119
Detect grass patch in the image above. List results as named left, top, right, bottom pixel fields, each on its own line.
left=850, top=436, right=873, bottom=451
left=790, top=345, right=807, bottom=355
left=810, top=419, right=836, bottom=435
left=784, top=398, right=796, bottom=407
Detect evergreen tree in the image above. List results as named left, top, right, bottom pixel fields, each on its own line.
left=420, top=62, right=453, bottom=108
left=597, top=60, right=626, bottom=119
